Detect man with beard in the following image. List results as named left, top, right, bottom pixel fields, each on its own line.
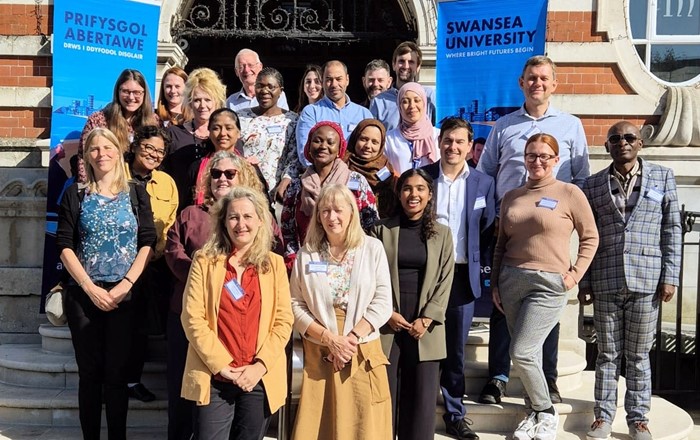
left=296, top=60, right=372, bottom=166
left=361, top=59, right=393, bottom=108
left=370, top=41, right=436, bottom=131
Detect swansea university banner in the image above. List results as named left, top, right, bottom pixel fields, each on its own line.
left=41, top=0, right=160, bottom=307
left=436, top=0, right=548, bottom=140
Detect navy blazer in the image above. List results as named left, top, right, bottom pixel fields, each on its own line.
left=581, top=159, right=682, bottom=295
left=422, top=162, right=496, bottom=299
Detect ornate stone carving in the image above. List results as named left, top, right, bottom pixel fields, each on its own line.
left=0, top=179, right=48, bottom=198
left=642, top=87, right=700, bottom=147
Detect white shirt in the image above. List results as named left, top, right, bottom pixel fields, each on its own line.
left=384, top=127, right=441, bottom=174
left=435, top=161, right=470, bottom=264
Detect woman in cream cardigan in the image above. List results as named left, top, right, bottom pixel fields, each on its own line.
left=290, top=183, right=393, bottom=440
left=180, top=186, right=293, bottom=440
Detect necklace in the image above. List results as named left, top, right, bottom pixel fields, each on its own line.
left=327, top=246, right=348, bottom=263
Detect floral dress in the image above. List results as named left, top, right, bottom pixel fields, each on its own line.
left=238, top=109, right=303, bottom=192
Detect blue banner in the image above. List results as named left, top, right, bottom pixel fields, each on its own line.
left=42, top=0, right=161, bottom=305
left=436, top=0, right=548, bottom=140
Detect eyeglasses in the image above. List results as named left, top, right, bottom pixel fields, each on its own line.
left=237, top=62, right=260, bottom=72
left=140, top=143, right=166, bottom=158
left=254, top=83, right=280, bottom=92
left=607, top=134, right=639, bottom=145
left=525, top=153, right=557, bottom=163
left=120, top=88, right=144, bottom=98
left=211, top=168, right=238, bottom=180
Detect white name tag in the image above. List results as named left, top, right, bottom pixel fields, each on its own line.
left=646, top=188, right=664, bottom=203
left=376, top=167, right=392, bottom=182
left=474, top=196, right=486, bottom=210
left=266, top=125, right=283, bottom=134
left=307, top=262, right=328, bottom=274
left=521, top=125, right=540, bottom=140
left=225, top=278, right=245, bottom=301
left=347, top=178, right=361, bottom=191
left=538, top=197, right=558, bottom=210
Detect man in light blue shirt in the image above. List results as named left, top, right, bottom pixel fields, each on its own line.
left=296, top=60, right=371, bottom=166
left=225, top=48, right=289, bottom=112
left=476, top=55, right=590, bottom=408
left=370, top=41, right=436, bottom=131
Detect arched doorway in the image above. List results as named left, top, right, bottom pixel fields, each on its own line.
left=169, top=0, right=419, bottom=105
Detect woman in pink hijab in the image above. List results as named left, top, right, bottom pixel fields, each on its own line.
left=384, top=82, right=440, bottom=174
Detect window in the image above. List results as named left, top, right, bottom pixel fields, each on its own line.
left=629, top=0, right=700, bottom=84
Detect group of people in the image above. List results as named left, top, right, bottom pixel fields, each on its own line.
left=54, top=41, right=681, bottom=440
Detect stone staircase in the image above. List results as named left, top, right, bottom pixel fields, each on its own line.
left=0, top=320, right=694, bottom=439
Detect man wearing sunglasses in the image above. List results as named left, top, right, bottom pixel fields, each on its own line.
left=476, top=55, right=590, bottom=407
left=579, top=121, right=681, bottom=440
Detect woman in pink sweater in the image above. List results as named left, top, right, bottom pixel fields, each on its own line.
left=491, top=133, right=599, bottom=440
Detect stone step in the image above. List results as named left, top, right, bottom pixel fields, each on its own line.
left=0, top=345, right=166, bottom=390
left=0, top=382, right=166, bottom=428
left=463, top=350, right=588, bottom=395
left=39, top=324, right=168, bottom=361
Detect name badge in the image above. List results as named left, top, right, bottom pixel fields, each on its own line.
left=538, top=197, right=558, bottom=210
left=347, top=123, right=357, bottom=132
left=376, top=167, right=392, bottom=182
left=225, top=278, right=245, bottom=301
left=266, top=125, right=283, bottom=134
left=347, top=178, right=361, bottom=191
left=646, top=188, right=664, bottom=203
left=474, top=196, right=487, bottom=210
left=307, top=261, right=329, bottom=274
left=521, top=125, right=540, bottom=140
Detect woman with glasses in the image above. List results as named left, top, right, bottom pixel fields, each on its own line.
left=238, top=67, right=302, bottom=203
left=57, top=127, right=156, bottom=440
left=164, top=151, right=282, bottom=440
left=156, top=67, right=189, bottom=127
left=123, top=125, right=178, bottom=403
left=77, top=69, right=159, bottom=182
left=162, top=68, right=227, bottom=210
left=492, top=133, right=598, bottom=440
left=181, top=186, right=293, bottom=440
left=290, top=184, right=392, bottom=440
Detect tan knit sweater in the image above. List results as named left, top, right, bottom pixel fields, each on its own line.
left=492, top=174, right=599, bottom=288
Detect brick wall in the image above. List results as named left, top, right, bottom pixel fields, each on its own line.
left=0, top=3, right=52, bottom=141
left=546, top=11, right=606, bottom=43
left=580, top=116, right=660, bottom=147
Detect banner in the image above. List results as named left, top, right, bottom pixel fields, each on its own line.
left=436, top=0, right=548, bottom=140
left=42, top=0, right=161, bottom=307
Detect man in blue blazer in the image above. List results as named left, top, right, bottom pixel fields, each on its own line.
left=579, top=121, right=681, bottom=440
left=422, top=117, right=496, bottom=440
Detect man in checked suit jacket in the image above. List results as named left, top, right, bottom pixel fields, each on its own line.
left=422, top=117, right=496, bottom=440
left=579, top=121, right=682, bottom=440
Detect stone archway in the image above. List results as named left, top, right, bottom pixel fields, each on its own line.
left=156, top=0, right=438, bottom=92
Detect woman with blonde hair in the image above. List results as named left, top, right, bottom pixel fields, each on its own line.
left=164, top=150, right=282, bottom=440
left=56, top=127, right=156, bottom=439
left=181, top=186, right=293, bottom=440
left=157, top=67, right=189, bottom=126
left=163, top=67, right=228, bottom=209
left=290, top=183, right=393, bottom=440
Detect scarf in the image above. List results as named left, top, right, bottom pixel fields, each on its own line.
left=397, top=82, right=437, bottom=164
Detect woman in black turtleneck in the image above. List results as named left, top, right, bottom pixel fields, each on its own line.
left=371, top=168, right=455, bottom=440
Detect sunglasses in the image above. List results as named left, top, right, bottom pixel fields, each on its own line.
left=210, top=168, right=238, bottom=180
left=607, top=134, right=639, bottom=145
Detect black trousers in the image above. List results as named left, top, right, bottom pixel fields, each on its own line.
left=65, top=284, right=135, bottom=440
left=198, top=380, right=270, bottom=440
left=167, top=311, right=197, bottom=440
left=387, top=332, right=440, bottom=440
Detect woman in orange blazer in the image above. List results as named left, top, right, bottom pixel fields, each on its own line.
left=180, top=186, right=293, bottom=440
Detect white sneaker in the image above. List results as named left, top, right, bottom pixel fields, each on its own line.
left=533, top=407, right=559, bottom=440
left=513, top=412, right=538, bottom=440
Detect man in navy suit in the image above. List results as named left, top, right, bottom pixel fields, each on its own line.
left=423, top=117, right=496, bottom=440
left=579, top=121, right=681, bottom=440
